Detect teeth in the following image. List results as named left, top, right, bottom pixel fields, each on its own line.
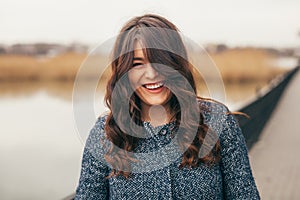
left=144, top=82, right=163, bottom=89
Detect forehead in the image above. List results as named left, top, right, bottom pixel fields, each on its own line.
left=133, top=41, right=146, bottom=59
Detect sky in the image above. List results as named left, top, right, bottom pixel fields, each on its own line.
left=1, top=0, right=300, bottom=48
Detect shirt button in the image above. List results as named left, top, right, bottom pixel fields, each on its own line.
left=161, top=129, right=167, bottom=135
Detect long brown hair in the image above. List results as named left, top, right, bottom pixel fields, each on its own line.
left=104, top=14, right=221, bottom=178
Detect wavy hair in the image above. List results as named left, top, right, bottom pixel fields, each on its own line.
left=104, top=14, right=221, bottom=178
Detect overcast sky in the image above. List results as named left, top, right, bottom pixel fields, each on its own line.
left=1, top=0, right=299, bottom=48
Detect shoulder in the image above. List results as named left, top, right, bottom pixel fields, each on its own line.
left=197, top=98, right=241, bottom=138
left=84, top=113, right=110, bottom=157
left=198, top=98, right=229, bottom=115
left=94, top=114, right=108, bottom=131
left=197, top=98, right=229, bottom=125
left=88, top=113, right=108, bottom=141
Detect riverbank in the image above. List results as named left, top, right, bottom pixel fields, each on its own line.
left=0, top=48, right=288, bottom=82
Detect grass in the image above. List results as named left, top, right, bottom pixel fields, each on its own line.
left=210, top=48, right=287, bottom=82
left=0, top=52, right=98, bottom=81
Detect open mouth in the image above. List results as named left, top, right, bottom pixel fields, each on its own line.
left=142, top=81, right=164, bottom=90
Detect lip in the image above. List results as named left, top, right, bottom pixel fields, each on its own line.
left=142, top=81, right=165, bottom=94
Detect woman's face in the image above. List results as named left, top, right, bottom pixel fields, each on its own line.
left=128, top=41, right=172, bottom=108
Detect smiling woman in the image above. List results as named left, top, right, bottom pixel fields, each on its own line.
left=74, top=14, right=260, bottom=199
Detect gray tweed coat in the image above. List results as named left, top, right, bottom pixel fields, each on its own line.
left=75, top=100, right=260, bottom=199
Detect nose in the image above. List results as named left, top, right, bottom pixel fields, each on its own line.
left=144, top=63, right=158, bottom=79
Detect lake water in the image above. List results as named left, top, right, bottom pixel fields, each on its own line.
left=0, top=80, right=267, bottom=200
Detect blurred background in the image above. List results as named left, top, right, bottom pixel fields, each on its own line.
left=0, top=0, right=299, bottom=199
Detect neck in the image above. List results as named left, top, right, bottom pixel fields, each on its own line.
left=141, top=103, right=172, bottom=127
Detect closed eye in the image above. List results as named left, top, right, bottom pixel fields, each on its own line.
left=133, top=57, right=145, bottom=68
left=132, top=62, right=143, bottom=67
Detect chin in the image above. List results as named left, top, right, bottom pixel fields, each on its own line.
left=142, top=93, right=172, bottom=106
left=145, top=99, right=168, bottom=106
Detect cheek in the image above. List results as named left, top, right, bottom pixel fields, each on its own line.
left=128, top=70, right=143, bottom=88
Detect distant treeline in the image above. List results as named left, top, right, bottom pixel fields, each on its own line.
left=0, top=43, right=88, bottom=57
left=0, top=42, right=297, bottom=57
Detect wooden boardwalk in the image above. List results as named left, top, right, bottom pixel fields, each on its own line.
left=249, top=68, right=300, bottom=199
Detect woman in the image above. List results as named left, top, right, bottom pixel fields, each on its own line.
left=75, top=14, right=260, bottom=199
